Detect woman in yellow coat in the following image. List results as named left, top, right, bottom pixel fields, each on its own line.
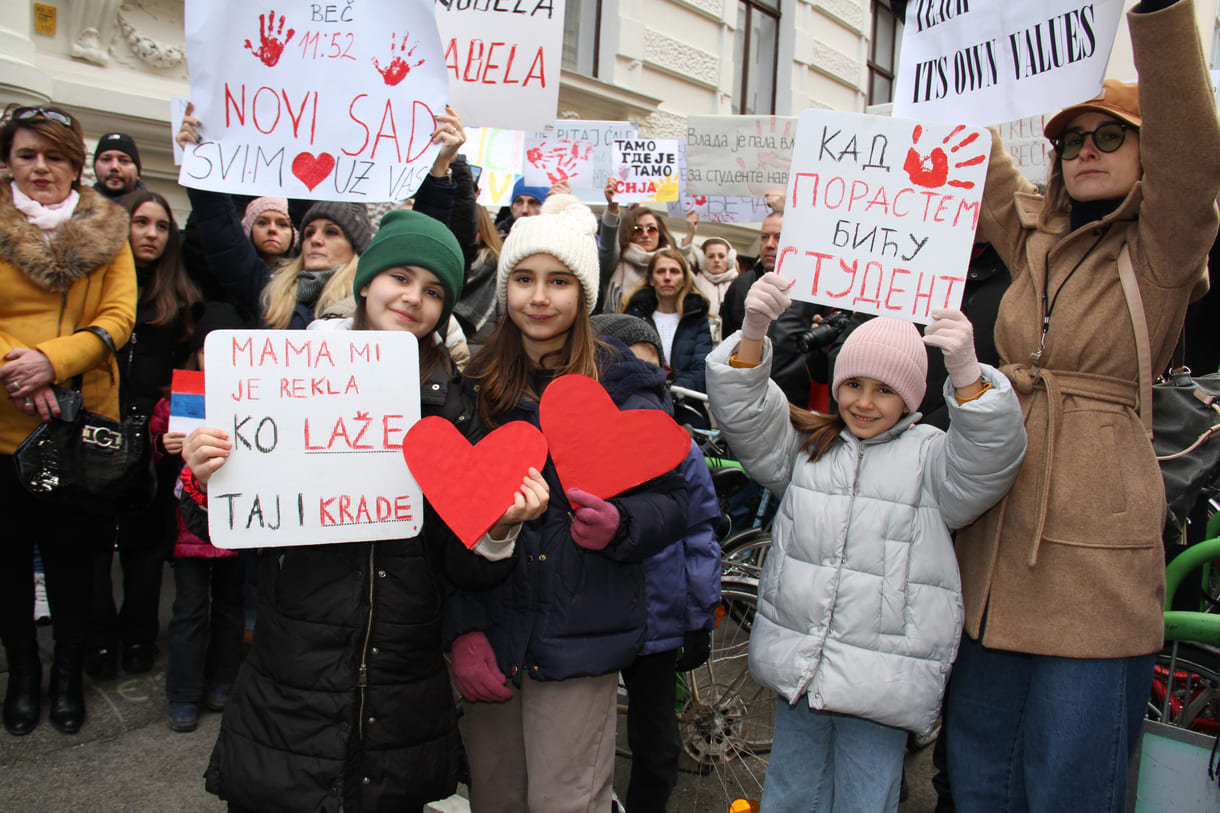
left=0, top=104, right=136, bottom=736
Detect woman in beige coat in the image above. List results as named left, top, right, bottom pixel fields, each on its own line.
left=943, top=2, right=1220, bottom=811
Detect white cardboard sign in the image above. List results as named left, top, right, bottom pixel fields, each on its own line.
left=465, top=126, right=527, bottom=205
left=525, top=120, right=640, bottom=203
left=179, top=0, right=448, bottom=202
left=434, top=0, right=563, bottom=131
left=684, top=115, right=798, bottom=197
left=893, top=0, right=1126, bottom=126
left=204, top=330, right=423, bottom=549
left=610, top=138, right=682, bottom=203
left=777, top=109, right=991, bottom=324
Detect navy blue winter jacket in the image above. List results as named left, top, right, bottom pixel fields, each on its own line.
left=445, top=340, right=690, bottom=682
left=624, top=288, right=714, bottom=393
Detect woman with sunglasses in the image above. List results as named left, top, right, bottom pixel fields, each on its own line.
left=944, top=2, right=1220, bottom=810
left=598, top=178, right=697, bottom=313
left=0, top=104, right=136, bottom=736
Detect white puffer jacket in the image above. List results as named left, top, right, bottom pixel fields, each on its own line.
left=706, top=334, right=1026, bottom=735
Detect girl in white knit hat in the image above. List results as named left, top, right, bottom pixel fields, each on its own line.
left=705, top=273, right=1026, bottom=812
left=446, top=194, right=690, bottom=812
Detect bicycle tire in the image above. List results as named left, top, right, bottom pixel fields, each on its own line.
left=1147, top=641, right=1220, bottom=734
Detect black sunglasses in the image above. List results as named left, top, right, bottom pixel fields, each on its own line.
left=11, top=106, right=73, bottom=128
left=1051, top=122, right=1132, bottom=160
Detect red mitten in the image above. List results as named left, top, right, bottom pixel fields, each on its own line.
left=566, top=488, right=621, bottom=551
left=451, top=631, right=511, bottom=703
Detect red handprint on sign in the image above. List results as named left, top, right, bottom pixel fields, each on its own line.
left=525, top=139, right=594, bottom=185
left=244, top=10, right=295, bottom=67
left=902, top=125, right=985, bottom=190
left=372, top=33, right=424, bottom=86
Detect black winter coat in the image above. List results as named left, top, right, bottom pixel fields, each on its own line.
left=199, top=352, right=511, bottom=813
left=624, top=288, right=714, bottom=392
left=445, top=341, right=690, bottom=683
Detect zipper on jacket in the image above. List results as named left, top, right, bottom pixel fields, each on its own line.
left=356, top=545, right=376, bottom=739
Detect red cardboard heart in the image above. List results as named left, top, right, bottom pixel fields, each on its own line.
left=539, top=374, right=689, bottom=500
left=292, top=151, right=335, bottom=191
left=402, top=417, right=548, bottom=549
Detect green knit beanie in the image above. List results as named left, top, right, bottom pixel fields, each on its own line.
left=355, top=209, right=466, bottom=329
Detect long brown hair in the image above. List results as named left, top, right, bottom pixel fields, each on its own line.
left=626, top=248, right=703, bottom=314
left=470, top=287, right=605, bottom=429
left=475, top=205, right=502, bottom=269
left=121, top=190, right=202, bottom=328
left=617, top=206, right=676, bottom=256
left=789, top=404, right=846, bottom=462
left=1036, top=155, right=1072, bottom=234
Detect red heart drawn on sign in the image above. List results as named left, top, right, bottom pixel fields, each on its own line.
left=539, top=374, right=690, bottom=500
left=402, top=417, right=549, bottom=549
left=291, top=151, right=336, bottom=191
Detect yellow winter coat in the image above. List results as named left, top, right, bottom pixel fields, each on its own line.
left=0, top=183, right=136, bottom=454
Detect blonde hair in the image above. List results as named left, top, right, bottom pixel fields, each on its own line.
left=624, top=248, right=704, bottom=315
left=261, top=253, right=360, bottom=329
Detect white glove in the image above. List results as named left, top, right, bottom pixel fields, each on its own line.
left=923, top=308, right=982, bottom=389
left=741, top=273, right=792, bottom=342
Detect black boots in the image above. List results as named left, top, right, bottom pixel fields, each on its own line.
left=3, top=643, right=42, bottom=736
left=48, top=646, right=85, bottom=734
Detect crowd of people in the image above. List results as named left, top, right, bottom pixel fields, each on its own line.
left=1, top=2, right=1218, bottom=812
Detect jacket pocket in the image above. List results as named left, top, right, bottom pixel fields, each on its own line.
left=1042, top=408, right=1162, bottom=549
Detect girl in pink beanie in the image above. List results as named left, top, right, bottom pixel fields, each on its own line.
left=240, top=196, right=295, bottom=267
left=704, top=273, right=1027, bottom=812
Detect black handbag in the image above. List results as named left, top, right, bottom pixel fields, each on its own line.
left=1119, top=247, right=1220, bottom=542
left=13, top=326, right=155, bottom=517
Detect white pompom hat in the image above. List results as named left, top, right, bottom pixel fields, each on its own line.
left=496, top=194, right=600, bottom=314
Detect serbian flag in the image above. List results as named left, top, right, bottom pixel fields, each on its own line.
left=169, top=369, right=206, bottom=435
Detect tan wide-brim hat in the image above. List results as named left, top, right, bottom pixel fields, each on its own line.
left=1044, top=79, right=1141, bottom=140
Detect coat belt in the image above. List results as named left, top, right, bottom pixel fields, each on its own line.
left=1000, top=364, right=1139, bottom=567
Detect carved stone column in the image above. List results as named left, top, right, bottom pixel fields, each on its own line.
left=0, top=0, right=53, bottom=105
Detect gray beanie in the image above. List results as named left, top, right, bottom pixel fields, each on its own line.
left=299, top=201, right=373, bottom=255
left=591, top=313, right=666, bottom=367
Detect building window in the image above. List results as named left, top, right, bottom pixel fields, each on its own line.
left=868, top=0, right=903, bottom=105
left=562, top=0, right=601, bottom=77
left=733, top=0, right=780, bottom=114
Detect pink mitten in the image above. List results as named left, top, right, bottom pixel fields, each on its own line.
left=566, top=488, right=621, bottom=551
left=451, top=631, right=512, bottom=703
left=923, top=308, right=982, bottom=389
left=741, top=273, right=793, bottom=341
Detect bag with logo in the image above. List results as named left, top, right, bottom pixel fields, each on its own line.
left=13, top=326, right=154, bottom=516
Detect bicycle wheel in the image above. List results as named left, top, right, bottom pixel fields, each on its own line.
left=720, top=531, right=771, bottom=584
left=670, top=578, right=774, bottom=811
left=1147, top=642, right=1220, bottom=735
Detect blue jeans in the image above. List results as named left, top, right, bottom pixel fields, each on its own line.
left=760, top=696, right=906, bottom=813
left=944, top=634, right=1154, bottom=813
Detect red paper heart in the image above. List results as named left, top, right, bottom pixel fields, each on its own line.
left=402, top=417, right=548, bottom=549
left=539, top=374, right=689, bottom=500
left=291, top=151, right=336, bottom=191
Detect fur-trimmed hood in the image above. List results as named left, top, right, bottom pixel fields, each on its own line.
left=0, top=183, right=130, bottom=292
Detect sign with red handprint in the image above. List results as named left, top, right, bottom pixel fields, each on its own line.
left=892, top=0, right=1125, bottom=126
left=180, top=0, right=448, bottom=202
left=776, top=109, right=990, bottom=324
left=434, top=0, right=564, bottom=131
left=685, top=115, right=798, bottom=198
left=666, top=195, right=773, bottom=225
left=520, top=120, right=639, bottom=204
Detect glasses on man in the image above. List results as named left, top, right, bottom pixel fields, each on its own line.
left=632, top=224, right=659, bottom=236
left=1051, top=122, right=1132, bottom=161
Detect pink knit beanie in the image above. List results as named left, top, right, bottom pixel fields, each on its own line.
left=241, top=196, right=293, bottom=241
left=832, top=317, right=928, bottom=412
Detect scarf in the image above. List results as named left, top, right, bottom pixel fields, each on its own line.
left=11, top=181, right=79, bottom=239
left=700, top=266, right=738, bottom=285
left=296, top=267, right=337, bottom=309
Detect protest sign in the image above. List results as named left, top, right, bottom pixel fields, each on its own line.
left=204, top=330, right=423, bottom=549
left=685, top=115, right=797, bottom=197
left=610, top=138, right=681, bottom=203
left=777, top=109, right=990, bottom=324
left=893, top=0, right=1125, bottom=126
left=179, top=0, right=448, bottom=202
left=997, top=113, right=1052, bottom=186
left=434, top=0, right=563, bottom=131
left=524, top=120, right=639, bottom=202
left=171, top=97, right=190, bottom=166
left=466, top=125, right=526, bottom=205
left=667, top=194, right=774, bottom=224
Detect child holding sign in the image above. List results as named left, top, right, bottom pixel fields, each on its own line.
left=705, top=274, right=1025, bottom=812
left=180, top=210, right=547, bottom=813
left=446, top=195, right=690, bottom=812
